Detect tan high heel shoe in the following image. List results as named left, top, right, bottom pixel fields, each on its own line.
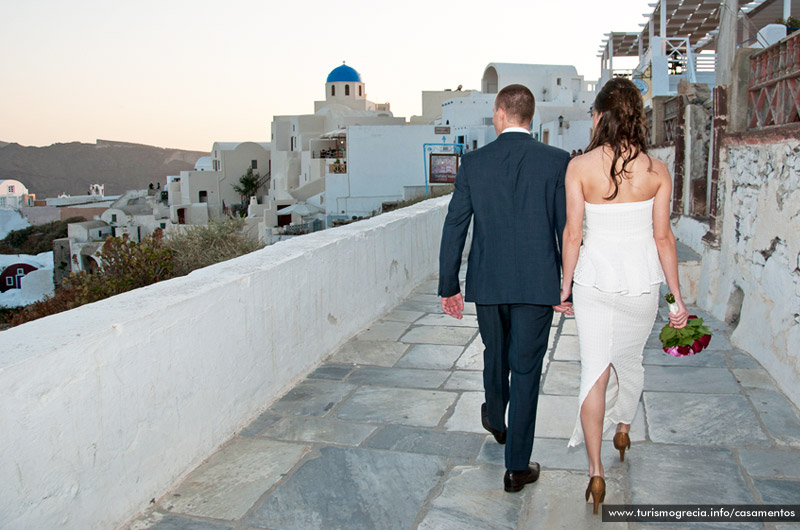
left=613, top=432, right=630, bottom=462
left=585, top=476, right=606, bottom=515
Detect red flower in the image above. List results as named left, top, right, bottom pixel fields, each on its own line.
left=678, top=345, right=691, bottom=356
left=688, top=315, right=698, bottom=320
left=691, top=340, right=703, bottom=353
left=699, top=334, right=711, bottom=347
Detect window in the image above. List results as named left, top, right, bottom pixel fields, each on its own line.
left=345, top=84, right=350, bottom=96
left=111, top=214, right=117, bottom=223
left=556, top=78, right=562, bottom=86
left=252, top=160, right=258, bottom=170
left=8, top=185, right=14, bottom=194
left=6, top=277, right=12, bottom=286
left=358, top=85, right=362, bottom=96
left=17, top=268, right=24, bottom=275
left=160, top=222, right=166, bottom=229
left=332, top=85, right=335, bottom=96
left=199, top=190, right=208, bottom=203
left=473, top=140, right=478, bottom=149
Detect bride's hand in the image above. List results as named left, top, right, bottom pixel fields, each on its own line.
left=669, top=301, right=690, bottom=329
left=554, top=286, right=574, bottom=315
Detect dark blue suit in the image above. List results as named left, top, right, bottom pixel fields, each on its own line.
left=438, top=131, right=570, bottom=471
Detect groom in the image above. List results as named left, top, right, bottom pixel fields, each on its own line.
left=438, top=84, right=571, bottom=492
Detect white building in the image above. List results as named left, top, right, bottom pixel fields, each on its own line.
left=0, top=179, right=35, bottom=209
left=442, top=63, right=596, bottom=153
left=167, top=142, right=270, bottom=225
left=265, top=63, right=456, bottom=233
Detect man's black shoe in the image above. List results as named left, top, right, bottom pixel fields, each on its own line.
left=503, top=463, right=541, bottom=492
left=481, top=402, right=507, bottom=444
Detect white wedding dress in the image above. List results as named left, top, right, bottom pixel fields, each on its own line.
left=567, top=198, right=665, bottom=447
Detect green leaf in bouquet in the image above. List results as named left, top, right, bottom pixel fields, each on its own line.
left=665, top=293, right=675, bottom=304
left=659, top=325, right=677, bottom=343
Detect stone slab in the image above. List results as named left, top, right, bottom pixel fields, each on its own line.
left=739, top=448, right=800, bottom=479
left=561, top=316, right=577, bottom=335
left=269, top=380, right=355, bottom=417
left=462, top=302, right=477, bottom=315
left=445, top=391, right=486, bottom=434
left=414, top=279, right=440, bottom=294
left=517, top=469, right=627, bottom=530
left=418, top=464, right=524, bottom=530
left=306, top=363, right=354, bottom=381
left=166, top=438, right=308, bottom=520
left=329, top=339, right=409, bottom=367
left=644, top=392, right=769, bottom=446
left=445, top=371, right=484, bottom=392
left=733, top=368, right=778, bottom=391
left=477, top=437, right=622, bottom=473
left=356, top=320, right=411, bottom=341
left=395, top=300, right=442, bottom=313
left=416, top=313, right=479, bottom=328
left=382, top=308, right=424, bottom=323
left=456, top=335, right=484, bottom=371
left=395, top=344, right=465, bottom=370
left=364, top=425, right=485, bottom=459
left=533, top=395, right=580, bottom=439
left=747, top=389, right=800, bottom=447
left=334, top=386, right=457, bottom=427
left=238, top=410, right=281, bottom=437
left=263, top=416, right=377, bottom=446
left=244, top=447, right=445, bottom=530
left=543, top=361, right=581, bottom=396
left=642, top=348, right=728, bottom=367
left=730, top=350, right=762, bottom=369
left=752, top=478, right=800, bottom=504
left=552, top=334, right=580, bottom=361
left=401, top=326, right=476, bottom=346
left=345, top=366, right=450, bottom=389
left=629, top=445, right=754, bottom=505
left=643, top=366, right=741, bottom=394
left=132, top=514, right=234, bottom=530
left=410, top=293, right=440, bottom=304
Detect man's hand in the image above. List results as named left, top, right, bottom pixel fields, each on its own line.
left=553, top=285, right=574, bottom=315
left=441, top=293, right=464, bottom=320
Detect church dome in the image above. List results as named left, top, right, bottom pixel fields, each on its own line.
left=327, top=63, right=362, bottom=83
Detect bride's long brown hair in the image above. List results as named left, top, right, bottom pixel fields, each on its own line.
left=586, top=78, right=650, bottom=200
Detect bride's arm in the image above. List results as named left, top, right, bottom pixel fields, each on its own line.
left=560, top=160, right=585, bottom=302
left=652, top=162, right=690, bottom=328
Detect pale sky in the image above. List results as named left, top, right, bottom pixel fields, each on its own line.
left=0, top=0, right=651, bottom=152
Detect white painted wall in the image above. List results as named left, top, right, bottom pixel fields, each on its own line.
left=338, top=126, right=456, bottom=217
left=672, top=137, right=800, bottom=409
left=0, top=196, right=451, bottom=530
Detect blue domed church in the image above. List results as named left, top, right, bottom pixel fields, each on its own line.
left=314, top=62, right=371, bottom=112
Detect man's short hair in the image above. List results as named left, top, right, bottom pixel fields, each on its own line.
left=495, top=84, right=535, bottom=125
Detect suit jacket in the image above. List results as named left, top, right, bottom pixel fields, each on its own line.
left=438, top=132, right=570, bottom=305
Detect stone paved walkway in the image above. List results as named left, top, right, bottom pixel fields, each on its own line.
left=128, top=272, right=800, bottom=530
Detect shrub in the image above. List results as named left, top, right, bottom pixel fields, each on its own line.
left=165, top=218, right=263, bottom=277
left=3, top=220, right=263, bottom=328
left=0, top=216, right=86, bottom=255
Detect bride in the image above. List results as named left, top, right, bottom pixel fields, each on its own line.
left=559, top=78, right=690, bottom=514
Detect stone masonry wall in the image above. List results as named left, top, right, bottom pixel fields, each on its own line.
left=685, top=135, right=800, bottom=408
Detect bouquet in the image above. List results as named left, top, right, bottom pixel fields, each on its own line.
left=659, top=293, right=712, bottom=357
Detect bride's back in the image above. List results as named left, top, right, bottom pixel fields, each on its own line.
left=576, top=146, right=667, bottom=205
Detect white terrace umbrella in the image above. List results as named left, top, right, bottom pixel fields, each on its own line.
left=277, top=202, right=323, bottom=217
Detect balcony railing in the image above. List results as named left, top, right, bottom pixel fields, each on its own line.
left=748, top=30, right=800, bottom=129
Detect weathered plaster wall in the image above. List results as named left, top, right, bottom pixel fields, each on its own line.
left=678, top=135, right=800, bottom=408
left=0, top=197, right=450, bottom=530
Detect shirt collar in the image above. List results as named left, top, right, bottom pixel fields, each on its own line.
left=500, top=127, right=531, bottom=135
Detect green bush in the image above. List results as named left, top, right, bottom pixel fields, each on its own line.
left=3, top=220, right=263, bottom=328
left=0, top=216, right=86, bottom=255
left=165, top=218, right=263, bottom=277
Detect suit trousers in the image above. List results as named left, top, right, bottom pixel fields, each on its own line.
left=476, top=303, right=553, bottom=471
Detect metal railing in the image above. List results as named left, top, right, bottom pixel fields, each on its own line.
left=749, top=31, right=800, bottom=128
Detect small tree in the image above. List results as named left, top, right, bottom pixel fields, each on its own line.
left=232, top=168, right=269, bottom=203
